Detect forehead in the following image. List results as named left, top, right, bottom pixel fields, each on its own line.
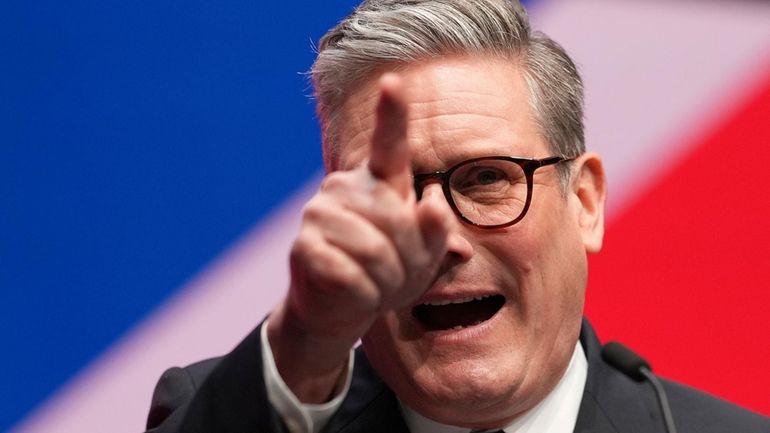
left=335, top=55, right=548, bottom=171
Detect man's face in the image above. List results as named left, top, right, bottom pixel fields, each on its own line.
left=334, top=56, right=599, bottom=427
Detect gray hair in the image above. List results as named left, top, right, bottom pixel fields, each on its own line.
left=311, top=0, right=585, bottom=180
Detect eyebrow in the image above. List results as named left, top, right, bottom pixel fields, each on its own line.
left=411, top=151, right=541, bottom=174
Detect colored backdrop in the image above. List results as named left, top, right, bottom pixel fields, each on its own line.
left=2, top=1, right=768, bottom=431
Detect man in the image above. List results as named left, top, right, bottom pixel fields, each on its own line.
left=146, top=1, right=769, bottom=432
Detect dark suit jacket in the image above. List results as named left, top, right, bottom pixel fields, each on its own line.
left=145, top=320, right=769, bottom=432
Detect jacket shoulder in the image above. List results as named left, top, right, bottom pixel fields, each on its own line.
left=663, top=379, right=770, bottom=433
left=577, top=320, right=770, bottom=433
left=146, top=357, right=222, bottom=430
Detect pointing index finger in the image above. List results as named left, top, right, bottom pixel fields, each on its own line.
left=368, top=73, right=411, bottom=199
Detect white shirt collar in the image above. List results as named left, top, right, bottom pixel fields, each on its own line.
left=399, top=341, right=588, bottom=433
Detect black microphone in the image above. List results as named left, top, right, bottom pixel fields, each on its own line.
left=601, top=342, right=678, bottom=433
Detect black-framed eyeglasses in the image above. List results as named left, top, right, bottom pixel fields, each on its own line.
left=413, top=155, right=575, bottom=229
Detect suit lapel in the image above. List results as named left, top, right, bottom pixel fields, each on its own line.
left=573, top=390, right=619, bottom=433
left=178, top=324, right=288, bottom=433
left=574, top=320, right=663, bottom=433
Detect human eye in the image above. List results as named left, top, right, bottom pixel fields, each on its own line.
left=453, top=160, right=523, bottom=193
left=459, top=166, right=508, bottom=189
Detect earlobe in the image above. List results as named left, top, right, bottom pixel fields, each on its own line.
left=572, top=153, right=607, bottom=253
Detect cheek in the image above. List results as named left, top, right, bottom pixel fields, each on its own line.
left=484, top=213, right=587, bottom=321
left=528, top=223, right=588, bottom=337
left=520, top=197, right=586, bottom=275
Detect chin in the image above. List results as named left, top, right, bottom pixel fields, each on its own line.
left=388, top=354, right=531, bottom=427
left=362, top=304, right=537, bottom=420
left=405, top=385, right=522, bottom=428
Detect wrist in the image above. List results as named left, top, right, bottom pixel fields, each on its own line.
left=267, top=301, right=355, bottom=403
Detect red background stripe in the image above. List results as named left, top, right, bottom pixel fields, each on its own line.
left=587, top=65, right=770, bottom=416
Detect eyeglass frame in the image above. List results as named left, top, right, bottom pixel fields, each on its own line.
left=412, top=155, right=576, bottom=229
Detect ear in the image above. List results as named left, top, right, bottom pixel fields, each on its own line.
left=571, top=153, right=607, bottom=253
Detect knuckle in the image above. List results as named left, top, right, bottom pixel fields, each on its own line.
left=301, top=199, right=325, bottom=223
left=292, top=236, right=379, bottom=303
left=360, top=237, right=393, bottom=262
left=290, top=232, right=322, bottom=270
left=319, top=171, right=353, bottom=192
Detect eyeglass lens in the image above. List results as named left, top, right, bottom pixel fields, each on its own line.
left=449, top=159, right=529, bottom=227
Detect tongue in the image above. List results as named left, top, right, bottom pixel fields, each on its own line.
left=413, top=295, right=505, bottom=331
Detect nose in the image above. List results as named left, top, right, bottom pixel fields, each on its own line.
left=418, top=182, right=454, bottom=217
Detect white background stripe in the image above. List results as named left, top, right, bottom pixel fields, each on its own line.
left=533, top=0, right=770, bottom=216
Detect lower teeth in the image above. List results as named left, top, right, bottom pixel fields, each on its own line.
left=450, top=320, right=486, bottom=331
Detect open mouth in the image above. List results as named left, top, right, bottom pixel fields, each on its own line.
left=413, top=295, right=506, bottom=331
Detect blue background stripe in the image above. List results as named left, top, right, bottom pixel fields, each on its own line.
left=0, top=0, right=534, bottom=429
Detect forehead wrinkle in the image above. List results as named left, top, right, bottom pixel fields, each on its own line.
left=408, top=111, right=536, bottom=164
left=335, top=56, right=543, bottom=172
left=405, top=88, right=535, bottom=145
left=408, top=112, right=516, bottom=132
left=407, top=90, right=518, bottom=117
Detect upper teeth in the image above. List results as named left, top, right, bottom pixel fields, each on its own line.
left=423, top=295, right=490, bottom=306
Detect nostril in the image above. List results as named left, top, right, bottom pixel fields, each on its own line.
left=443, top=235, right=474, bottom=265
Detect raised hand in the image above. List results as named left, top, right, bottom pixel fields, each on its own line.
left=267, top=73, right=450, bottom=403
